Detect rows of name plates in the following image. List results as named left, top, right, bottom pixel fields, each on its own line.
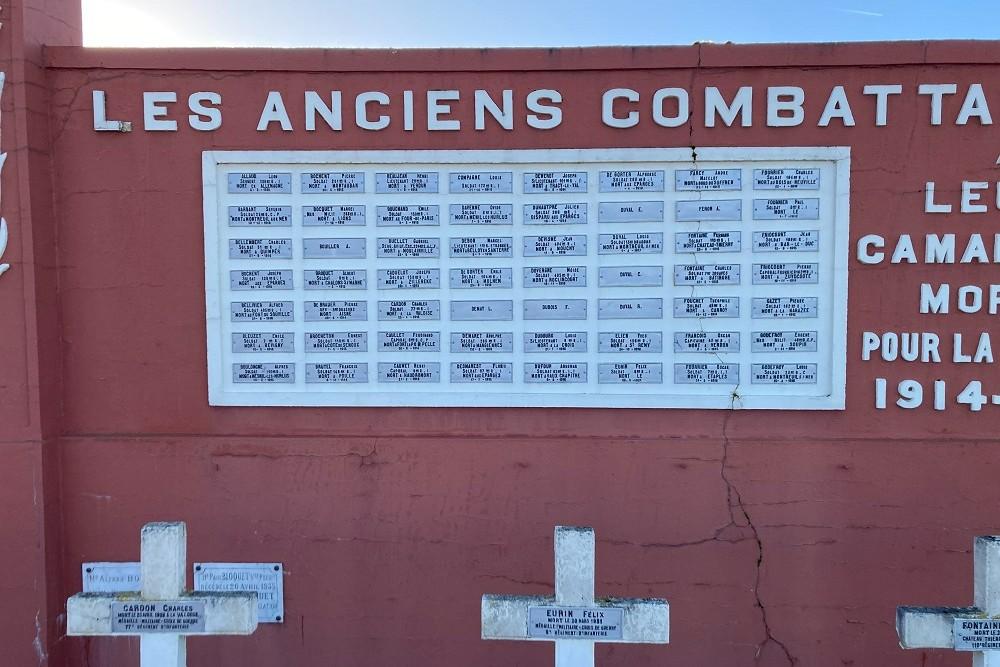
left=206, top=150, right=846, bottom=407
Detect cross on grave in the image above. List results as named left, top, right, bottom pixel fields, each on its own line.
left=898, top=535, right=1000, bottom=667
left=481, top=525, right=669, bottom=667
left=67, top=522, right=258, bottom=667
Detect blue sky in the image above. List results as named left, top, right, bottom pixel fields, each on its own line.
left=83, top=1, right=1000, bottom=48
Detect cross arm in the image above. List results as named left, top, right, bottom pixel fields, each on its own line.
left=67, top=592, right=258, bottom=636
left=481, top=594, right=669, bottom=643
left=896, top=605, right=980, bottom=648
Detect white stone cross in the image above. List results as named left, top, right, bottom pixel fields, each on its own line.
left=67, top=522, right=258, bottom=667
left=482, top=525, right=669, bottom=667
left=898, top=536, right=1000, bottom=666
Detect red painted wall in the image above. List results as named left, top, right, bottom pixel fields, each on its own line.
left=4, top=35, right=1000, bottom=666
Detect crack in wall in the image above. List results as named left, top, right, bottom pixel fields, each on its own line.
left=721, top=412, right=796, bottom=666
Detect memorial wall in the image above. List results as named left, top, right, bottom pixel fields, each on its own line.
left=2, top=13, right=1000, bottom=665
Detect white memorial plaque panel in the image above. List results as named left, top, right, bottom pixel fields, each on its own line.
left=674, top=332, right=740, bottom=353
left=228, top=205, right=291, bottom=227
left=675, top=168, right=741, bottom=191
left=194, top=563, right=285, bottom=623
left=523, top=235, right=587, bottom=256
left=83, top=563, right=141, bottom=593
left=206, top=147, right=848, bottom=408
left=953, top=619, right=1000, bottom=651
left=523, top=203, right=587, bottom=225
left=753, top=198, right=820, bottom=220
left=110, top=601, right=206, bottom=634
left=228, top=172, right=291, bottom=193
left=751, top=331, right=818, bottom=352
left=376, top=205, right=439, bottom=226
left=450, top=171, right=513, bottom=193
left=675, top=199, right=742, bottom=222
left=304, top=269, right=366, bottom=290
left=598, top=332, right=662, bottom=353
left=451, top=268, right=513, bottom=289
left=675, top=231, right=741, bottom=254
left=752, top=297, right=819, bottom=318
left=301, top=171, right=364, bottom=193
left=523, top=171, right=587, bottom=193
left=303, top=205, right=365, bottom=226
left=524, top=266, right=586, bottom=288
left=754, top=168, right=820, bottom=190
left=753, top=230, right=819, bottom=252
left=526, top=605, right=624, bottom=640
left=524, top=332, right=587, bottom=353
left=450, top=204, right=513, bottom=225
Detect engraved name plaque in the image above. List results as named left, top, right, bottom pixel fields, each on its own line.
left=751, top=297, right=819, bottom=318
left=675, top=168, right=742, bottom=191
left=379, top=331, right=441, bottom=351
left=598, top=332, right=662, bottom=353
left=598, top=233, right=663, bottom=254
left=378, top=362, right=441, bottom=382
left=754, top=168, right=820, bottom=190
left=304, top=269, right=367, bottom=290
left=524, top=266, right=586, bottom=288
left=524, top=332, right=587, bottom=353
left=753, top=198, right=820, bottom=220
left=449, top=204, right=513, bottom=225
left=752, top=263, right=819, bottom=284
left=228, top=172, right=291, bottom=193
left=303, top=238, right=366, bottom=259
left=751, top=330, right=818, bottom=352
left=306, top=363, right=368, bottom=383
left=450, top=268, right=513, bottom=289
left=597, top=201, right=664, bottom=223
left=451, top=300, right=514, bottom=321
left=952, top=619, right=1000, bottom=651
left=523, top=203, right=587, bottom=225
left=676, top=199, right=742, bottom=222
left=302, top=205, right=365, bottom=226
left=305, top=300, right=367, bottom=321
left=378, top=237, right=439, bottom=258
left=450, top=237, right=513, bottom=258
left=599, top=362, right=663, bottom=384
left=110, top=601, right=206, bottom=634
left=524, top=363, right=588, bottom=383
left=228, top=205, right=291, bottom=227
left=673, top=264, right=741, bottom=286
left=229, top=239, right=292, bottom=260
left=450, top=362, right=513, bottom=383
left=523, top=235, right=587, bottom=256
left=230, top=301, right=293, bottom=322
left=230, top=270, right=293, bottom=291
left=233, top=363, right=295, bottom=383
left=232, top=332, right=294, bottom=353
left=523, top=171, right=587, bottom=193
left=674, top=363, right=739, bottom=384
left=304, top=331, right=367, bottom=352
left=376, top=171, right=438, bottom=193
left=449, top=171, right=513, bottom=193
left=376, top=205, right=439, bottom=226
left=378, top=300, right=441, bottom=320
left=599, top=170, right=664, bottom=192
left=673, top=331, right=740, bottom=353
left=752, top=230, right=819, bottom=252
left=377, top=268, right=440, bottom=289
left=673, top=297, right=740, bottom=318
left=301, top=171, right=364, bottom=193
left=451, top=332, right=514, bottom=353
left=523, top=299, right=587, bottom=320
left=527, top=606, right=624, bottom=640
left=598, top=266, right=662, bottom=287
left=675, top=231, right=742, bottom=253
left=598, top=298, right=663, bottom=319
left=751, top=363, right=818, bottom=384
